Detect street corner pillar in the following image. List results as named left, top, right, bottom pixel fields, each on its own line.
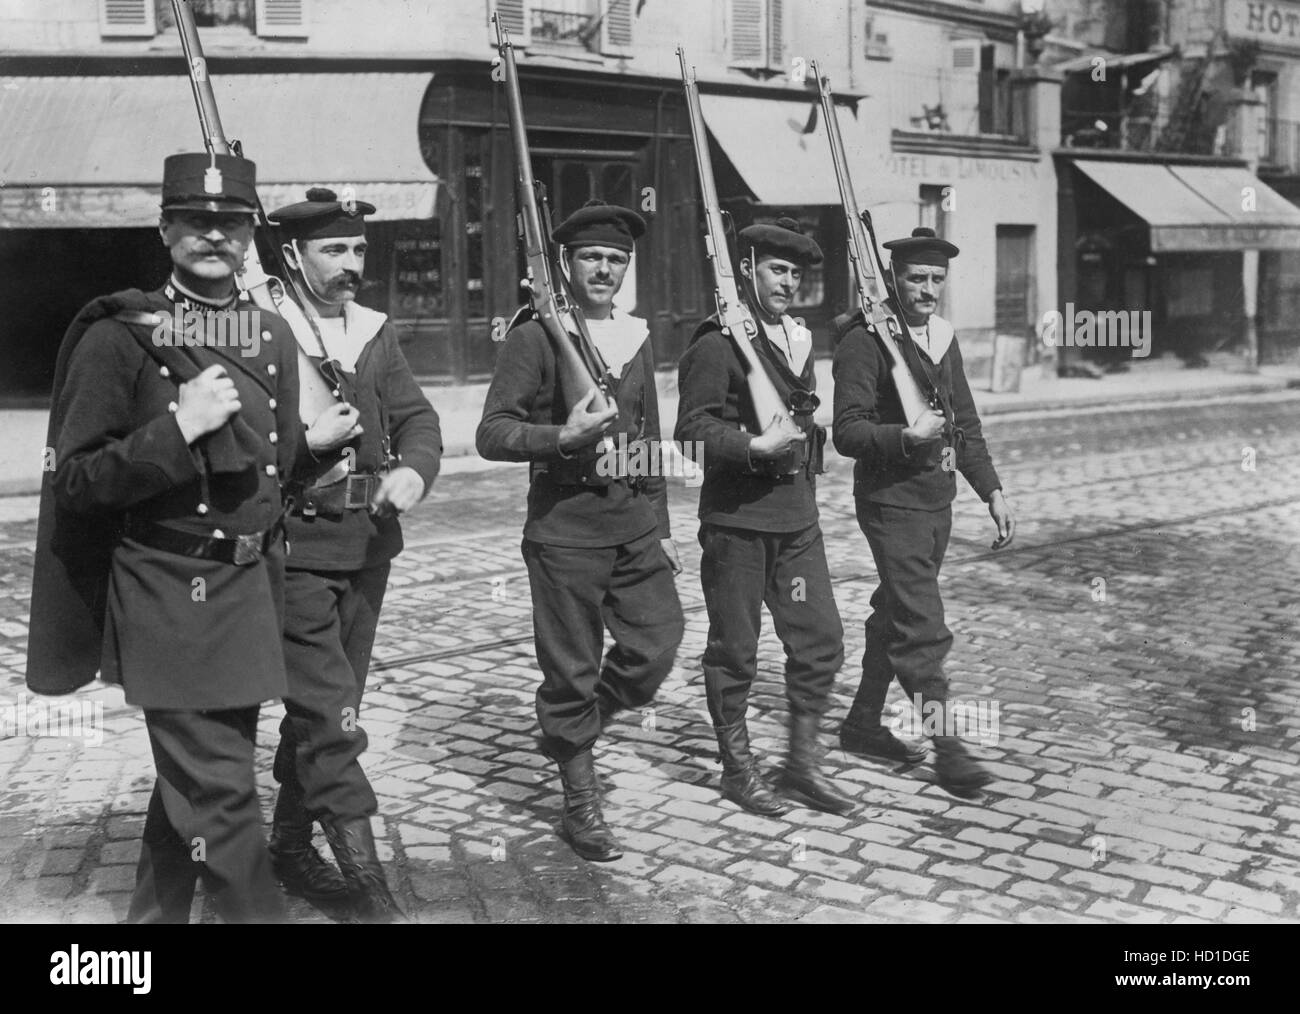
left=1229, top=89, right=1266, bottom=373
left=1010, top=67, right=1063, bottom=155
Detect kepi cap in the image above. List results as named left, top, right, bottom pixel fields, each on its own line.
left=552, top=199, right=646, bottom=253
left=738, top=217, right=823, bottom=267
left=161, top=152, right=258, bottom=214
left=268, top=187, right=377, bottom=240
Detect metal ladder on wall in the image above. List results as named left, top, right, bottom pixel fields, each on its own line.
left=1154, top=31, right=1219, bottom=154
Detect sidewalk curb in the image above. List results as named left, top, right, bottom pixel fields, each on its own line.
left=975, top=376, right=1300, bottom=416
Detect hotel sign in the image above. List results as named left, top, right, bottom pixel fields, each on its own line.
left=1227, top=0, right=1300, bottom=52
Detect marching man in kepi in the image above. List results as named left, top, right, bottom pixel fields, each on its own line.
left=676, top=217, right=855, bottom=817
left=264, top=188, right=442, bottom=921
left=477, top=200, right=684, bottom=863
left=832, top=226, right=1015, bottom=798
left=27, top=152, right=304, bottom=922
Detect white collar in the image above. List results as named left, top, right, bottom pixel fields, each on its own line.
left=283, top=298, right=387, bottom=362
left=907, top=313, right=955, bottom=364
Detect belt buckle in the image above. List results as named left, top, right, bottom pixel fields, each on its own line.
left=232, top=533, right=263, bottom=566
left=344, top=474, right=373, bottom=510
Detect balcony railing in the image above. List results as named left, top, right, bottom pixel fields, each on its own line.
left=890, top=66, right=1026, bottom=142
left=531, top=7, right=600, bottom=47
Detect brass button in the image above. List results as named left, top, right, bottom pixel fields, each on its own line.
left=197, top=503, right=209, bottom=516
left=261, top=329, right=272, bottom=341
left=213, top=529, right=226, bottom=539
left=265, top=464, right=277, bottom=476
left=268, top=398, right=277, bottom=410
left=267, top=364, right=277, bottom=377
left=268, top=432, right=278, bottom=444
left=159, top=366, right=170, bottom=378
left=168, top=401, right=178, bottom=413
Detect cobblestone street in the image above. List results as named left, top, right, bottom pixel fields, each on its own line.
left=1, top=393, right=1298, bottom=924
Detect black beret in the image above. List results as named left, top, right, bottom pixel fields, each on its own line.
left=738, top=216, right=823, bottom=267
left=267, top=187, right=377, bottom=240
left=552, top=199, right=646, bottom=252
left=883, top=227, right=960, bottom=266
left=161, top=152, right=258, bottom=214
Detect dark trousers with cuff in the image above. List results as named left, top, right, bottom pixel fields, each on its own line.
left=127, top=706, right=283, bottom=924
left=699, top=522, right=844, bottom=727
left=273, top=564, right=390, bottom=820
left=849, top=501, right=954, bottom=726
left=522, top=529, right=684, bottom=763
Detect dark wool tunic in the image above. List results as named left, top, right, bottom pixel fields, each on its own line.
left=674, top=317, right=821, bottom=533
left=286, top=319, right=442, bottom=571
left=476, top=318, right=670, bottom=548
left=29, top=285, right=306, bottom=709
left=831, top=312, right=1001, bottom=510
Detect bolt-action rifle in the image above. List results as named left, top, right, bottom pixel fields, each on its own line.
left=493, top=13, right=616, bottom=449
left=811, top=60, right=939, bottom=429
left=170, top=0, right=342, bottom=410
left=678, top=47, right=803, bottom=475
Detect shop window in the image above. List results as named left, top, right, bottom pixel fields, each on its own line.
left=391, top=220, right=444, bottom=321
left=465, top=152, right=487, bottom=320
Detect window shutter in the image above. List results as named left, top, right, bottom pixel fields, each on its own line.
left=767, top=0, right=785, bottom=71
left=493, top=0, right=531, bottom=47
left=256, top=0, right=310, bottom=39
left=729, top=0, right=766, bottom=68
left=99, top=0, right=156, bottom=37
left=601, top=0, right=635, bottom=57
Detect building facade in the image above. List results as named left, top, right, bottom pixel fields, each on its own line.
left=1, top=0, right=1062, bottom=393
left=1047, top=0, right=1300, bottom=367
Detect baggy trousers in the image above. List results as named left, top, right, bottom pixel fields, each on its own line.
left=698, top=522, right=845, bottom=727
left=127, top=706, right=284, bottom=924
left=849, top=501, right=955, bottom=725
left=274, top=564, right=390, bottom=820
left=523, top=529, right=684, bottom=763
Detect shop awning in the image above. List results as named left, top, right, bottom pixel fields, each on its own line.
left=699, top=94, right=917, bottom=209
left=1055, top=47, right=1176, bottom=76
left=0, top=74, right=439, bottom=229
left=1073, top=159, right=1300, bottom=251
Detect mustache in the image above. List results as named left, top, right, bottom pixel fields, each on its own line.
left=328, top=272, right=362, bottom=288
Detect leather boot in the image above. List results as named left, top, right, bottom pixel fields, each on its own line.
left=320, top=816, right=408, bottom=923
left=557, top=752, right=622, bottom=863
left=933, top=735, right=993, bottom=798
left=839, top=617, right=927, bottom=765
left=268, top=785, right=349, bottom=904
left=777, top=713, right=856, bottom=816
left=715, top=720, right=789, bottom=817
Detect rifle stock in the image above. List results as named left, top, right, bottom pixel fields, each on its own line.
left=811, top=62, right=935, bottom=429
left=493, top=14, right=614, bottom=428
left=677, top=47, right=801, bottom=475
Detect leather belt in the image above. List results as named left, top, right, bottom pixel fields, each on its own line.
left=123, top=517, right=283, bottom=566
left=291, top=471, right=383, bottom=517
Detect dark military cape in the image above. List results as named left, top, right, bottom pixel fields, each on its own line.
left=26, top=289, right=270, bottom=695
